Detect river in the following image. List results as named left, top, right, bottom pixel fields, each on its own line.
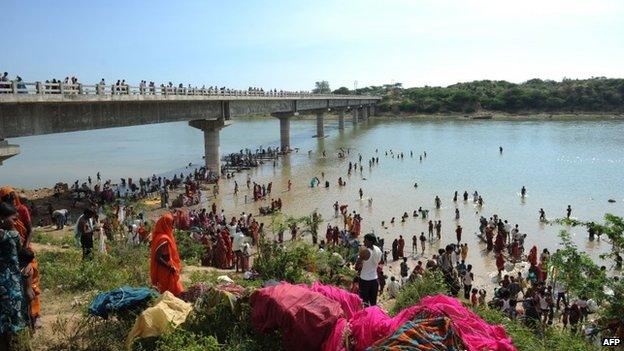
left=2, top=116, right=623, bottom=287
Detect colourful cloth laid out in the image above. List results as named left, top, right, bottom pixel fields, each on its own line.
left=350, top=294, right=516, bottom=351
left=369, top=316, right=463, bottom=350
left=250, top=283, right=343, bottom=351
left=410, top=295, right=516, bottom=351
left=179, top=283, right=211, bottom=303
left=125, top=291, right=192, bottom=350
left=88, top=286, right=158, bottom=319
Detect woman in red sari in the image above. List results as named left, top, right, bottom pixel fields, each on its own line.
left=214, top=234, right=227, bottom=268
left=397, top=235, right=405, bottom=258
left=150, top=213, right=184, bottom=296
left=528, top=246, right=538, bottom=266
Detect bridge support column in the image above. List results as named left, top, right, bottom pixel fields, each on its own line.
left=352, top=109, right=359, bottom=125
left=338, top=110, right=345, bottom=130
left=316, top=112, right=324, bottom=138
left=279, top=116, right=291, bottom=152
left=189, top=119, right=231, bottom=176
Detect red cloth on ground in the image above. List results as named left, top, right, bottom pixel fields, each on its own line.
left=250, top=283, right=343, bottom=351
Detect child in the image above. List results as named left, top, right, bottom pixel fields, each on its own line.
left=478, top=289, right=487, bottom=307
left=561, top=304, right=570, bottom=329
left=471, top=288, right=479, bottom=308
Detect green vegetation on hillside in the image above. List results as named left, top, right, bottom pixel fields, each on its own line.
left=332, top=78, right=624, bottom=113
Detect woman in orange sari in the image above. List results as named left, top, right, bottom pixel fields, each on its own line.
left=150, top=213, right=184, bottom=296
left=0, top=186, right=41, bottom=326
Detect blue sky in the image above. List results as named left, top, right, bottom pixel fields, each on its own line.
left=3, top=0, right=623, bottom=90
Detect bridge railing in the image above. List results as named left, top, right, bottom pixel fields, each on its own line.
left=0, top=81, right=369, bottom=98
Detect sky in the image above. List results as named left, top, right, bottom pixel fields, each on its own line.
left=2, top=0, right=623, bottom=90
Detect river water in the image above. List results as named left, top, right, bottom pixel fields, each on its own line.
left=2, top=116, right=623, bottom=287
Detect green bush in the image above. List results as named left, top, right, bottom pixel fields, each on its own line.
left=253, top=237, right=316, bottom=284
left=391, top=270, right=446, bottom=315
left=38, top=243, right=150, bottom=293
left=174, top=229, right=205, bottom=265
left=475, top=307, right=600, bottom=351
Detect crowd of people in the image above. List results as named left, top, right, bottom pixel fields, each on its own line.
left=0, top=73, right=315, bottom=96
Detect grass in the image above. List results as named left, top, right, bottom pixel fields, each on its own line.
left=31, top=229, right=75, bottom=247
left=37, top=243, right=150, bottom=293
left=475, top=307, right=601, bottom=351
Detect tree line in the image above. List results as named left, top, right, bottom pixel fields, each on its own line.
left=329, top=78, right=624, bottom=114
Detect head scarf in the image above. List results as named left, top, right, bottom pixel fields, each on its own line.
left=0, top=186, right=27, bottom=240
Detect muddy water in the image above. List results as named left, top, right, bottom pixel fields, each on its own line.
left=3, top=116, right=624, bottom=288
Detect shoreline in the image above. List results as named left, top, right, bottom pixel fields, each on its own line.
left=281, top=111, right=624, bottom=121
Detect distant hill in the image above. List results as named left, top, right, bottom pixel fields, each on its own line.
left=334, top=78, right=624, bottom=114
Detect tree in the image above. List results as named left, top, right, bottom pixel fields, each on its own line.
left=332, top=87, right=351, bottom=95
left=312, top=81, right=331, bottom=94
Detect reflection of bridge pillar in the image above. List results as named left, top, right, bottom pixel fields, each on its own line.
left=189, top=119, right=231, bottom=175
left=338, top=110, right=345, bottom=130
left=316, top=112, right=324, bottom=138
left=0, top=139, right=21, bottom=166
left=279, top=116, right=291, bottom=151
left=352, top=108, right=359, bottom=125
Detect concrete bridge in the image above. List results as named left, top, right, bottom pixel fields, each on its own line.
left=0, top=80, right=380, bottom=170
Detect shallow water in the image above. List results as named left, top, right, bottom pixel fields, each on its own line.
left=2, top=116, right=623, bottom=287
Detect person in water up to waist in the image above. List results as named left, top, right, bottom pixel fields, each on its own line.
left=356, top=233, right=382, bottom=306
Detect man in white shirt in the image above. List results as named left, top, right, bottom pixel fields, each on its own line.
left=387, top=276, right=401, bottom=298
left=232, top=230, right=246, bottom=272
left=356, top=234, right=382, bottom=306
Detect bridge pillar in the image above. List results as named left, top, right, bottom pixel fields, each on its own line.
left=338, top=110, right=345, bottom=130
left=279, top=116, right=291, bottom=152
left=352, top=108, right=359, bottom=125
left=316, top=112, right=325, bottom=138
left=189, top=119, right=231, bottom=176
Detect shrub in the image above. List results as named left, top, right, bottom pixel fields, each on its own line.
left=173, top=229, right=205, bottom=265
left=253, top=236, right=316, bottom=284
left=391, top=270, right=446, bottom=315
left=46, top=314, right=135, bottom=351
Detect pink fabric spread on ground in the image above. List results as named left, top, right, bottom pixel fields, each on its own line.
left=349, top=294, right=516, bottom=351
left=250, top=283, right=343, bottom=351
left=412, top=295, right=517, bottom=351
left=321, top=317, right=348, bottom=351
left=349, top=305, right=422, bottom=351
left=308, top=281, right=363, bottom=319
